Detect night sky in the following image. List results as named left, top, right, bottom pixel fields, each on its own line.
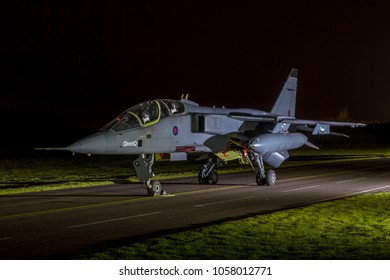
left=2, top=1, right=390, bottom=149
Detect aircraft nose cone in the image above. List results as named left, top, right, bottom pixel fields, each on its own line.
left=66, top=133, right=106, bottom=154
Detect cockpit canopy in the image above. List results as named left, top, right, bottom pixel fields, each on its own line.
left=101, top=99, right=185, bottom=132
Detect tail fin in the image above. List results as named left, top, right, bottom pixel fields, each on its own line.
left=271, top=68, right=298, bottom=117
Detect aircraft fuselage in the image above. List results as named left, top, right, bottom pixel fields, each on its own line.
left=66, top=99, right=274, bottom=156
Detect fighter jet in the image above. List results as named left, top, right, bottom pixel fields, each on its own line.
left=44, top=69, right=366, bottom=196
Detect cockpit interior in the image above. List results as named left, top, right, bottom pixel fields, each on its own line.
left=101, top=99, right=185, bottom=132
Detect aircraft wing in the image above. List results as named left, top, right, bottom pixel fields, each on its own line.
left=280, top=118, right=366, bottom=136
left=282, top=119, right=366, bottom=128
left=228, top=113, right=276, bottom=122
left=228, top=112, right=366, bottom=128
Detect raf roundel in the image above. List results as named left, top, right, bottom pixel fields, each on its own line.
left=173, top=126, right=179, bottom=136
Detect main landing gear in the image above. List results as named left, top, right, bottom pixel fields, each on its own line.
left=133, top=151, right=275, bottom=195
left=197, top=152, right=276, bottom=187
left=245, top=150, right=276, bottom=186
left=133, top=154, right=167, bottom=196
left=198, top=156, right=223, bottom=185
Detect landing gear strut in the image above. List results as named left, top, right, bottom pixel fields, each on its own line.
left=245, top=150, right=276, bottom=186
left=133, top=154, right=166, bottom=196
left=198, top=156, right=223, bottom=185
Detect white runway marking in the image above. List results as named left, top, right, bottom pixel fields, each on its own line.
left=315, top=185, right=390, bottom=203
left=194, top=196, right=255, bottom=208
left=282, top=185, right=321, bottom=193
left=68, top=212, right=160, bottom=229
left=336, top=177, right=366, bottom=184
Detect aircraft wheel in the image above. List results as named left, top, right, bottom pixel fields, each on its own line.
left=146, top=188, right=155, bottom=196
left=256, top=173, right=265, bottom=186
left=204, top=170, right=218, bottom=185
left=265, top=170, right=276, bottom=186
left=210, top=170, right=218, bottom=185
left=198, top=171, right=205, bottom=184
left=151, top=180, right=162, bottom=195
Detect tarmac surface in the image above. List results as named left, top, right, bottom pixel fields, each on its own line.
left=1, top=157, right=390, bottom=259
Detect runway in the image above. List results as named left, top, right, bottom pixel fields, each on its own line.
left=1, top=157, right=390, bottom=259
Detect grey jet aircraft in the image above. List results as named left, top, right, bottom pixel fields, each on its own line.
left=44, top=69, right=366, bottom=196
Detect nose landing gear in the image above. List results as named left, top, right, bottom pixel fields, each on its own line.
left=133, top=154, right=167, bottom=196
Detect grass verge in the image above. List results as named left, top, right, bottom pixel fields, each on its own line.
left=79, top=193, right=390, bottom=260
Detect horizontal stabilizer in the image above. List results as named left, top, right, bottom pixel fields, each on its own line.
left=305, top=141, right=319, bottom=150
left=329, top=132, right=350, bottom=138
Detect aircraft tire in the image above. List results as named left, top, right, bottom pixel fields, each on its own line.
left=205, top=170, right=218, bottom=185
left=146, top=188, right=155, bottom=196
left=210, top=170, right=218, bottom=185
left=151, top=180, right=162, bottom=195
left=198, top=171, right=205, bottom=184
left=256, top=174, right=265, bottom=186
left=198, top=170, right=218, bottom=185
left=265, top=170, right=276, bottom=186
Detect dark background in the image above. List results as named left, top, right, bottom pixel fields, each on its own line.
left=1, top=1, right=390, bottom=152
